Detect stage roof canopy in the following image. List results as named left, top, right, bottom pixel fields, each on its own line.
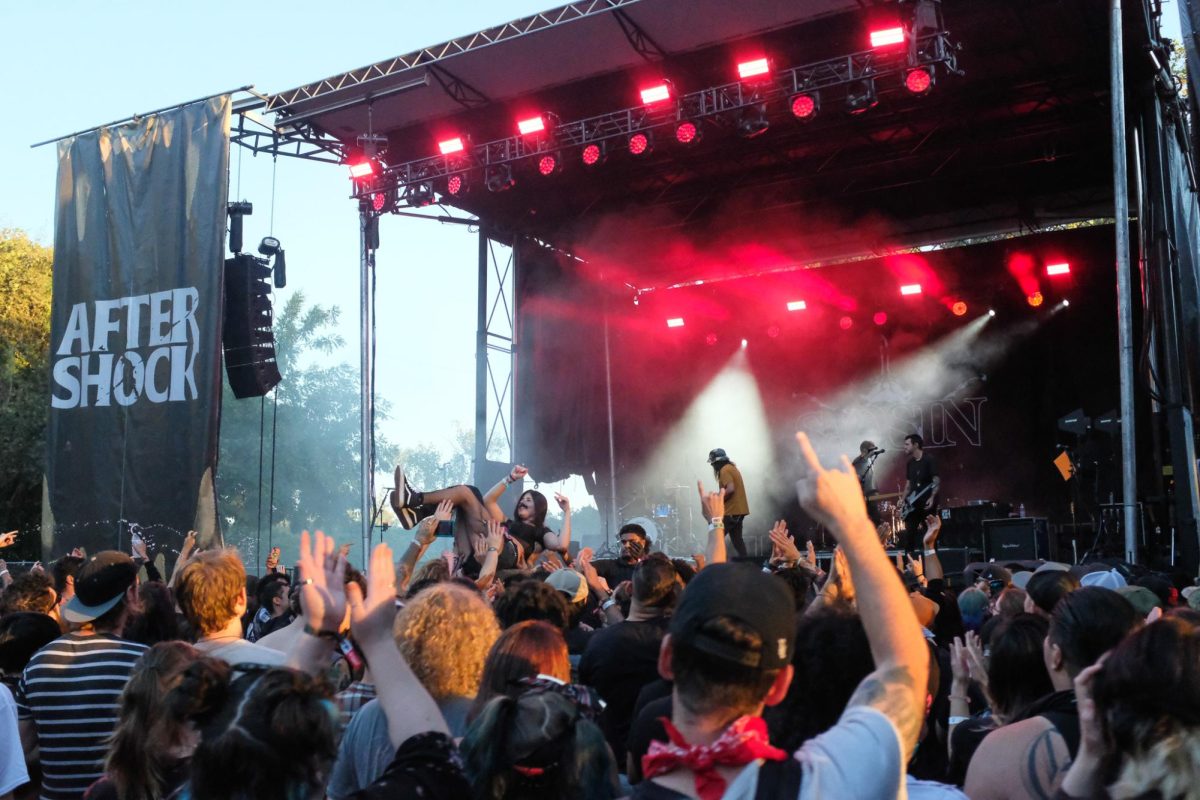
left=255, top=0, right=1158, bottom=289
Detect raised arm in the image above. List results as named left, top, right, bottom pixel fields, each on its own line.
left=543, top=493, right=571, bottom=551
left=169, top=530, right=197, bottom=587
left=398, top=502, right=447, bottom=579
left=349, top=542, right=448, bottom=747
left=290, top=530, right=347, bottom=677
left=474, top=520, right=505, bottom=590
left=483, top=465, right=527, bottom=520
left=795, top=432, right=928, bottom=759
left=922, top=514, right=944, bottom=582
left=698, top=481, right=727, bottom=565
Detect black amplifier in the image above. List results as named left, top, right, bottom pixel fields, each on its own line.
left=938, top=502, right=1011, bottom=549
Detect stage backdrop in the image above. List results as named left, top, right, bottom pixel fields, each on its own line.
left=42, top=96, right=230, bottom=558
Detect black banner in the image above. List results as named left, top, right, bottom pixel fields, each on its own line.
left=43, top=97, right=230, bottom=557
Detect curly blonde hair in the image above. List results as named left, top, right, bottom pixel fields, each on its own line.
left=394, top=582, right=500, bottom=700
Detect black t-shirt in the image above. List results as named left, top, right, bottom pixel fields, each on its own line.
left=594, top=557, right=638, bottom=588
left=906, top=453, right=938, bottom=492
left=348, top=731, right=469, bottom=800
left=505, top=521, right=550, bottom=555
left=578, top=617, right=669, bottom=768
left=627, top=694, right=673, bottom=783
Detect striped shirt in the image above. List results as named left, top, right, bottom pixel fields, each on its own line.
left=15, top=632, right=148, bottom=800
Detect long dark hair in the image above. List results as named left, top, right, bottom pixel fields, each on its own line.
left=105, top=641, right=204, bottom=800
left=710, top=458, right=733, bottom=480
left=462, top=689, right=619, bottom=800
left=176, top=664, right=338, bottom=800
left=512, top=490, right=549, bottom=532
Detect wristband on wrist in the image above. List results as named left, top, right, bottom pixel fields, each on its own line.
left=709, top=519, right=725, bottom=528
left=601, top=597, right=617, bottom=611
left=923, top=548, right=937, bottom=556
left=487, top=546, right=499, bottom=554
left=949, top=715, right=970, bottom=725
left=303, top=623, right=339, bottom=641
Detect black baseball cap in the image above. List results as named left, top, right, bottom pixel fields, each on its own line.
left=670, top=563, right=795, bottom=670
left=707, top=448, right=728, bottom=463
left=62, top=551, right=139, bottom=624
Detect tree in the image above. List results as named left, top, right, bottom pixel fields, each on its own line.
left=0, top=230, right=52, bottom=560
left=216, top=292, right=397, bottom=571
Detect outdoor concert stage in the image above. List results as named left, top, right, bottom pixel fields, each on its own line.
left=236, top=0, right=1200, bottom=570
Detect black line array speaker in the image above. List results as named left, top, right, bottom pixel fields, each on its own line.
left=223, top=254, right=282, bottom=398
left=983, top=517, right=1054, bottom=561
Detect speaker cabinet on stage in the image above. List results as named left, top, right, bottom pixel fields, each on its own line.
left=983, top=517, right=1054, bottom=561
left=223, top=254, right=282, bottom=398
left=935, top=547, right=985, bottom=588
left=938, top=503, right=1011, bottom=549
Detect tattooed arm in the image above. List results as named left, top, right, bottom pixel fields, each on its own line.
left=964, top=717, right=1072, bottom=800
left=794, top=432, right=929, bottom=759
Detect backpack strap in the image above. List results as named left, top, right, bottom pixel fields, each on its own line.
left=754, top=757, right=803, bottom=800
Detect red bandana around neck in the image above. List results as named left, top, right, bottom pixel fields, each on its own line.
left=642, top=715, right=786, bottom=800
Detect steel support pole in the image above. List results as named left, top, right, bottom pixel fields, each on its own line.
left=603, top=299, right=618, bottom=549
left=1111, top=0, right=1139, bottom=562
left=474, top=230, right=489, bottom=481
left=359, top=209, right=374, bottom=558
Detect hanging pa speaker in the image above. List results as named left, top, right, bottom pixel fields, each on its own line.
left=222, top=254, right=282, bottom=398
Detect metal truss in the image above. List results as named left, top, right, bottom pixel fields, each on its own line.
left=230, top=106, right=347, bottom=164
left=265, top=0, right=644, bottom=113
left=478, top=234, right=515, bottom=464
left=355, top=32, right=962, bottom=207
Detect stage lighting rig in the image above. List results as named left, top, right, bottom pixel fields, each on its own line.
left=405, top=182, right=435, bottom=207
left=536, top=152, right=563, bottom=177
left=736, top=103, right=770, bottom=138
left=445, top=173, right=469, bottom=197
left=904, top=67, right=934, bottom=95
left=486, top=164, right=515, bottom=192
left=581, top=142, right=606, bottom=167
left=790, top=92, right=820, bottom=121
left=674, top=120, right=701, bottom=145
left=845, top=78, right=879, bottom=113
left=258, top=236, right=287, bottom=289
left=628, top=131, right=653, bottom=156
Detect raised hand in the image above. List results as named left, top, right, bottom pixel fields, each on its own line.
left=577, top=547, right=610, bottom=593
left=338, top=542, right=353, bottom=562
left=542, top=551, right=566, bottom=572
left=433, top=499, right=454, bottom=522
left=296, top=530, right=348, bottom=635
left=485, top=519, right=504, bottom=552
left=923, top=514, right=942, bottom=548
left=697, top=481, right=725, bottom=522
left=794, top=432, right=871, bottom=537
left=554, top=492, right=571, bottom=513
left=265, top=546, right=281, bottom=570
left=964, top=630, right=988, bottom=688
left=692, top=552, right=707, bottom=571
left=769, top=521, right=802, bottom=562
left=950, top=637, right=971, bottom=685
left=180, top=532, right=197, bottom=554
left=30, top=561, right=44, bottom=576
left=347, top=542, right=398, bottom=648
left=0, top=531, right=16, bottom=548
left=805, top=539, right=818, bottom=566
left=509, top=464, right=529, bottom=483
left=70, top=546, right=87, bottom=559
left=416, top=515, right=439, bottom=547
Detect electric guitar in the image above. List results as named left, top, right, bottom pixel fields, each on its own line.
left=900, top=483, right=935, bottom=518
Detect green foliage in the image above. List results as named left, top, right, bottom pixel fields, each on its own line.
left=216, top=291, right=397, bottom=571
left=0, top=230, right=52, bottom=555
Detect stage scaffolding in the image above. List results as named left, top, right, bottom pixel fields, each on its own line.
left=219, top=0, right=1200, bottom=571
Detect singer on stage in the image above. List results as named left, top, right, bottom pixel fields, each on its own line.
left=708, top=448, right=749, bottom=557
left=852, top=440, right=883, bottom=523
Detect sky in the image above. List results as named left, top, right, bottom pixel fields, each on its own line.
left=0, top=1, right=1187, bottom=533
left=0, top=1, right=602, bottom=514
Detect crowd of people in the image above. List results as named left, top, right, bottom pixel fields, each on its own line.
left=0, top=432, right=1198, bottom=800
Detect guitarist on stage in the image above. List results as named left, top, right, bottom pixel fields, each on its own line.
left=852, top=440, right=884, bottom=523
left=901, top=433, right=940, bottom=555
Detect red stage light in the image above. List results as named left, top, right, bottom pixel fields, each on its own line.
left=840, top=316, right=855, bottom=330
left=790, top=93, right=818, bottom=120
left=870, top=26, right=905, bottom=47
left=767, top=324, right=781, bottom=338
left=873, top=311, right=888, bottom=326
left=666, top=317, right=685, bottom=328
left=581, top=143, right=603, bottom=166
left=517, top=116, right=546, bottom=135
left=951, top=301, right=968, bottom=316
left=1027, top=292, right=1045, bottom=307
left=371, top=192, right=387, bottom=212
left=737, top=58, right=771, bottom=80
left=348, top=161, right=375, bottom=178
left=705, top=332, right=718, bottom=346
left=640, top=83, right=671, bottom=104
left=1046, top=262, right=1071, bottom=276
left=675, top=121, right=699, bottom=144
left=438, top=137, right=465, bottom=155
left=786, top=300, right=807, bottom=311
left=447, top=174, right=465, bottom=195
left=904, top=68, right=933, bottom=95
left=628, top=132, right=651, bottom=155
left=900, top=283, right=922, bottom=296
left=537, top=154, right=559, bottom=176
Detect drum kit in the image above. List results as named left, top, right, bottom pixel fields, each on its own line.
left=618, top=483, right=700, bottom=556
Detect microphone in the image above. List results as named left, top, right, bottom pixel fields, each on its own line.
left=872, top=448, right=887, bottom=455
